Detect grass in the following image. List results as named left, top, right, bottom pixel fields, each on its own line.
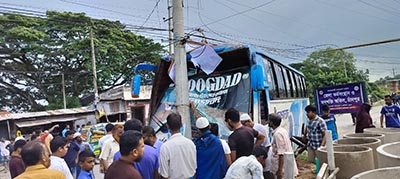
left=297, top=150, right=309, bottom=162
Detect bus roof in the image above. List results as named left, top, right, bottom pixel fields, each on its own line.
left=162, top=44, right=305, bottom=77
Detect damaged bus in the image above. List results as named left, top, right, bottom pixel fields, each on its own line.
left=133, top=44, right=309, bottom=139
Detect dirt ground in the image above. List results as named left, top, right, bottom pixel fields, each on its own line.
left=296, top=156, right=316, bottom=179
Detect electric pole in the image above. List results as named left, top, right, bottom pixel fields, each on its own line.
left=393, top=68, right=396, bottom=78
left=173, top=0, right=191, bottom=138
left=62, top=73, right=66, bottom=109
left=167, top=0, right=173, bottom=56
left=90, top=28, right=99, bottom=108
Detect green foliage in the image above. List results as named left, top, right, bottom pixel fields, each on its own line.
left=46, top=96, right=81, bottom=110
left=0, top=11, right=165, bottom=112
left=366, top=82, right=387, bottom=103
left=290, top=48, right=369, bottom=100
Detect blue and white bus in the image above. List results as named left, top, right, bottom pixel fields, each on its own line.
left=135, top=44, right=309, bottom=139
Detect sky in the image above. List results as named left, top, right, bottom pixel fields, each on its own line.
left=0, top=0, right=399, bottom=81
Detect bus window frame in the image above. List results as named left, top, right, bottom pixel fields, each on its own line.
left=273, top=63, right=288, bottom=98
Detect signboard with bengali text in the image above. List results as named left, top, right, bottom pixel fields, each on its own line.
left=315, top=82, right=368, bottom=114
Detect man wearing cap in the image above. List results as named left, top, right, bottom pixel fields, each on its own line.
left=240, top=113, right=273, bottom=178
left=225, top=108, right=265, bottom=162
left=64, top=131, right=80, bottom=177
left=193, top=117, right=227, bottom=179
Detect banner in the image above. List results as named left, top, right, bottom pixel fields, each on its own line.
left=315, top=82, right=368, bottom=114
left=150, top=68, right=251, bottom=138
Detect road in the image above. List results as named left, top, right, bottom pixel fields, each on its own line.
left=335, top=104, right=382, bottom=139
left=0, top=104, right=384, bottom=179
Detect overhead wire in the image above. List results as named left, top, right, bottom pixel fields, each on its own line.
left=222, top=0, right=374, bottom=48
left=0, top=2, right=163, bottom=27
left=357, top=0, right=400, bottom=18
left=198, top=0, right=276, bottom=27
left=195, top=2, right=307, bottom=60
left=314, top=0, right=400, bottom=25
left=212, top=0, right=314, bottom=45
left=135, top=0, right=162, bottom=33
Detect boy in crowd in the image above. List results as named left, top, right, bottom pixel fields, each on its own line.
left=320, top=104, right=338, bottom=141
left=304, top=105, right=327, bottom=163
left=77, top=150, right=96, bottom=179
left=49, top=136, right=73, bottom=179
left=9, top=139, right=27, bottom=178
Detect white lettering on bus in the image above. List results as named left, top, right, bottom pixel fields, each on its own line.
left=188, top=72, right=244, bottom=93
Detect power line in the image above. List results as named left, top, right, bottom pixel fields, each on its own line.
left=356, top=58, right=400, bottom=65
left=331, top=38, right=400, bottom=51
left=358, top=0, right=400, bottom=18
left=314, top=0, right=400, bottom=26
left=198, top=0, right=276, bottom=27
left=0, top=70, right=91, bottom=75
left=221, top=0, right=376, bottom=47
left=212, top=0, right=314, bottom=45
left=354, top=54, right=400, bottom=59
left=0, top=3, right=163, bottom=27
left=135, top=0, right=162, bottom=33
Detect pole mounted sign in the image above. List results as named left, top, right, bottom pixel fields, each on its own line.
left=315, top=82, right=368, bottom=114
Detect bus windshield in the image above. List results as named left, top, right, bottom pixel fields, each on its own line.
left=146, top=44, right=308, bottom=139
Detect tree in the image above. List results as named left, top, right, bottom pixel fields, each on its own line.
left=0, top=11, right=164, bottom=112
left=290, top=48, right=369, bottom=99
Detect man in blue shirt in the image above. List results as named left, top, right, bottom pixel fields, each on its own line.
left=380, top=95, right=400, bottom=128
left=320, top=104, right=338, bottom=141
left=64, top=131, right=80, bottom=177
left=113, top=119, right=159, bottom=179
left=193, top=117, right=227, bottom=179
left=142, top=126, right=163, bottom=157
left=62, top=125, right=70, bottom=137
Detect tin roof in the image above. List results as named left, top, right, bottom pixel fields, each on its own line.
left=0, top=107, right=94, bottom=122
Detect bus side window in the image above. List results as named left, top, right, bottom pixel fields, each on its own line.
left=289, top=71, right=298, bottom=98
left=301, top=77, right=308, bottom=97
left=273, top=63, right=287, bottom=98
left=295, top=74, right=304, bottom=98
left=260, top=90, right=268, bottom=123
left=282, top=68, right=293, bottom=98
left=264, top=60, right=278, bottom=99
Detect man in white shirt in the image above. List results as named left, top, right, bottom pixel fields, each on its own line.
left=99, top=124, right=123, bottom=174
left=98, top=123, right=114, bottom=149
left=225, top=146, right=268, bottom=179
left=0, top=137, right=10, bottom=167
left=268, top=113, right=298, bottom=179
left=159, top=113, right=197, bottom=179
left=49, top=136, right=74, bottom=179
left=0, top=137, right=11, bottom=157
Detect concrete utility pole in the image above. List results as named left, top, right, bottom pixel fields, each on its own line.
left=90, top=28, right=99, bottom=108
left=62, top=73, right=66, bottom=109
left=167, top=0, right=173, bottom=56
left=326, top=130, right=336, bottom=179
left=173, top=0, right=191, bottom=138
left=393, top=68, right=396, bottom=77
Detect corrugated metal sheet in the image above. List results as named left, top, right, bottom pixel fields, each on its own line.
left=15, top=117, right=81, bottom=128
left=0, top=107, right=94, bottom=122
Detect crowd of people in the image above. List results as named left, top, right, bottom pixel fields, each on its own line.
left=2, top=97, right=400, bottom=179
left=0, top=107, right=299, bottom=179
left=0, top=123, right=96, bottom=179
